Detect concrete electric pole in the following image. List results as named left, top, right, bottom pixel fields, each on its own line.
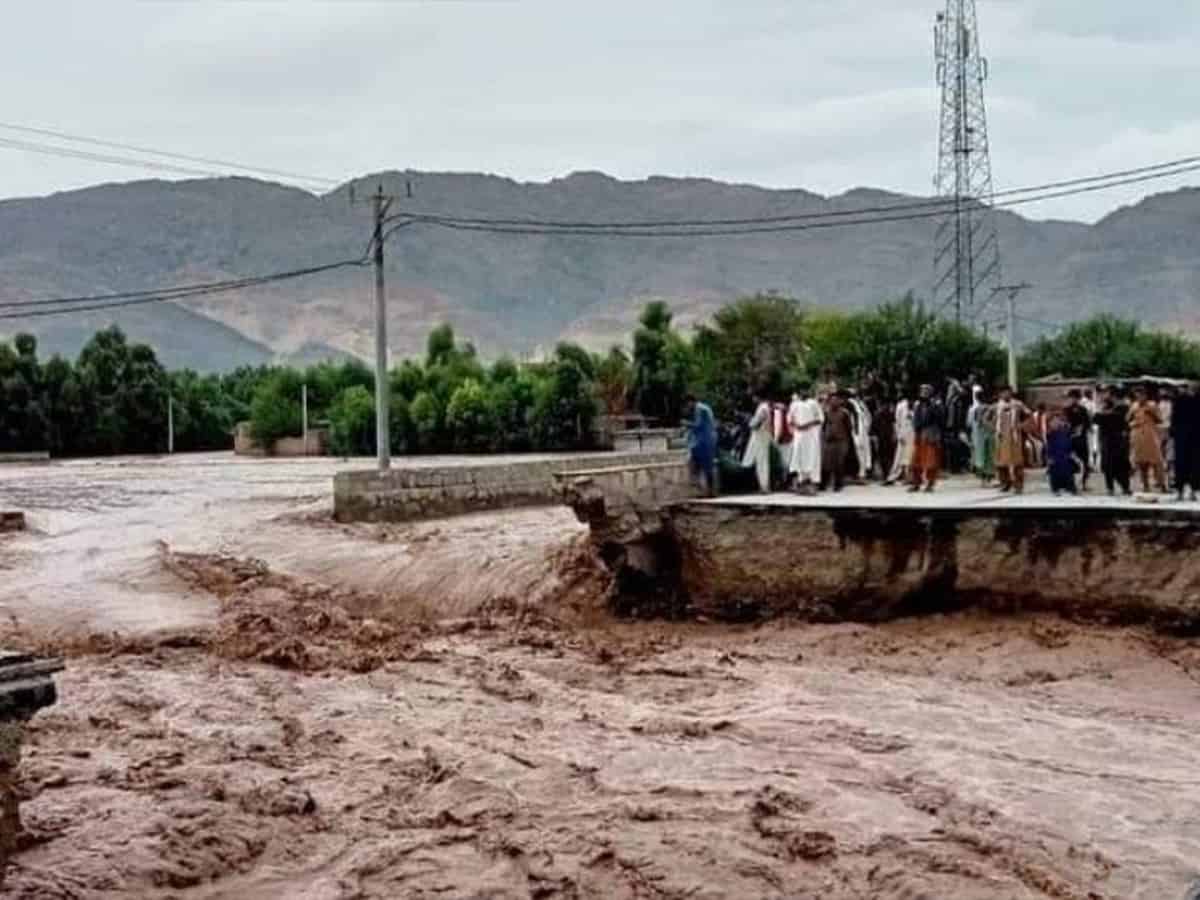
left=167, top=394, right=174, bottom=455
left=992, top=282, right=1031, bottom=390
left=371, top=185, right=394, bottom=471
left=301, top=383, right=309, bottom=457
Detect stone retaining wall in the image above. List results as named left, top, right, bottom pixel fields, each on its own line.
left=333, top=451, right=681, bottom=522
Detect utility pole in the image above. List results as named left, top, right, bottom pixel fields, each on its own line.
left=372, top=185, right=394, bottom=471
left=992, top=282, right=1031, bottom=390
left=167, top=394, right=174, bottom=455
left=301, top=383, right=309, bottom=456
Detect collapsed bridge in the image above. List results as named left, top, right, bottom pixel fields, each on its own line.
left=559, top=461, right=1200, bottom=631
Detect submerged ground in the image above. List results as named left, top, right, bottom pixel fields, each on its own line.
left=0, top=454, right=1197, bottom=899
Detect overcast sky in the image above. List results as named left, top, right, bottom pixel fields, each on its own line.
left=3, top=0, right=1198, bottom=222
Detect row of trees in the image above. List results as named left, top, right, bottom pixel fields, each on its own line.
left=2, top=300, right=1197, bottom=457
left=1019, top=315, right=1200, bottom=382
left=0, top=328, right=225, bottom=456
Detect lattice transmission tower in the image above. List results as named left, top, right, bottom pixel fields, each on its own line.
left=933, top=0, right=1001, bottom=324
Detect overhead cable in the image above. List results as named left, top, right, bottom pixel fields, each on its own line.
left=0, top=259, right=366, bottom=319
left=378, top=160, right=1200, bottom=240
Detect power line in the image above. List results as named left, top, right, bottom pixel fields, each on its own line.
left=0, top=259, right=366, bottom=320
left=0, top=253, right=370, bottom=310
left=0, top=136, right=223, bottom=180
left=0, top=122, right=339, bottom=185
left=381, top=153, right=1200, bottom=231
left=0, top=129, right=338, bottom=189
left=378, top=160, right=1200, bottom=241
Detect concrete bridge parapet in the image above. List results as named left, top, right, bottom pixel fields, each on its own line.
left=334, top=451, right=682, bottom=523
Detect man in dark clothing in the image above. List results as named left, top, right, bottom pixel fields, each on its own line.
left=1063, top=389, right=1093, bottom=490
left=872, top=398, right=897, bottom=485
left=821, top=393, right=854, bottom=492
left=909, top=384, right=945, bottom=492
left=1170, top=382, right=1200, bottom=501
left=1093, top=388, right=1132, bottom=496
left=843, top=396, right=861, bottom=480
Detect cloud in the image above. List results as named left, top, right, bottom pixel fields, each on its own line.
left=0, top=0, right=1197, bottom=223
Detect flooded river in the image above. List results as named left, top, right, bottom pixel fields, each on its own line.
left=1, top=454, right=1198, bottom=898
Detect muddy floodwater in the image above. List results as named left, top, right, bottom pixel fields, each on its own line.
left=1, top=453, right=1198, bottom=899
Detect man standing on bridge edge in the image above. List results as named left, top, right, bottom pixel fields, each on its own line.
left=1094, top=387, right=1133, bottom=496
left=1170, top=382, right=1200, bottom=501
left=1129, top=386, right=1167, bottom=493
left=908, top=383, right=944, bottom=493
left=994, top=385, right=1028, bottom=494
left=1064, top=389, right=1093, bottom=491
left=684, top=394, right=717, bottom=498
left=821, top=392, right=854, bottom=492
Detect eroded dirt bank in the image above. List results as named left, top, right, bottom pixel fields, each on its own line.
left=0, top=456, right=1198, bottom=898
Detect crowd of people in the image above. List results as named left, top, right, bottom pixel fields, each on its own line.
left=684, top=376, right=1200, bottom=501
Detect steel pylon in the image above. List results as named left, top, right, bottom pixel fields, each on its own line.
left=933, top=0, right=1001, bottom=324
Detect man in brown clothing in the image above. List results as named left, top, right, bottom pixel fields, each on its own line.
left=1128, top=385, right=1167, bottom=492
left=821, top=393, right=854, bottom=492
left=994, top=385, right=1028, bottom=494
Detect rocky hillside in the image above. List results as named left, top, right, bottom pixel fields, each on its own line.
left=0, top=171, right=1197, bottom=370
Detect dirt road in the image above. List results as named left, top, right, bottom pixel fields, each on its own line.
left=1, top=454, right=1198, bottom=898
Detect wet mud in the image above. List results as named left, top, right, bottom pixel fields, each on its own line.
left=0, top=455, right=1197, bottom=898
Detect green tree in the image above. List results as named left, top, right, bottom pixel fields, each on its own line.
left=594, top=346, right=632, bottom=417
left=328, top=385, right=377, bottom=456
left=41, top=355, right=83, bottom=457
left=426, top=323, right=458, bottom=367
left=170, top=370, right=236, bottom=451
left=389, top=393, right=413, bottom=455
left=553, top=341, right=596, bottom=380
left=692, top=293, right=806, bottom=418
left=221, top=365, right=276, bottom=425
left=249, top=368, right=304, bottom=447
left=631, top=301, right=692, bottom=422
left=445, top=379, right=497, bottom=452
left=491, top=371, right=539, bottom=451
left=533, top=349, right=597, bottom=450
left=805, top=297, right=1004, bottom=393
left=409, top=390, right=443, bottom=453
left=0, top=334, right=47, bottom=452
left=305, top=359, right=374, bottom=419
left=391, top=359, right=426, bottom=402
left=74, top=327, right=168, bottom=455
left=490, top=356, right=519, bottom=384
left=1020, top=315, right=1200, bottom=381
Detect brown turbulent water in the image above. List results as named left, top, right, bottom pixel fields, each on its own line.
left=0, top=454, right=1198, bottom=899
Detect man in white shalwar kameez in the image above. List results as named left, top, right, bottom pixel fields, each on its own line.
left=848, top=392, right=873, bottom=480
left=787, top=389, right=823, bottom=494
left=742, top=392, right=774, bottom=493
left=887, top=392, right=914, bottom=484
left=1083, top=388, right=1100, bottom=472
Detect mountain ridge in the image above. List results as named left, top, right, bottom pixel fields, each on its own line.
left=0, top=171, right=1196, bottom=370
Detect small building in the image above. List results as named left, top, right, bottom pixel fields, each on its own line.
left=234, top=422, right=331, bottom=457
